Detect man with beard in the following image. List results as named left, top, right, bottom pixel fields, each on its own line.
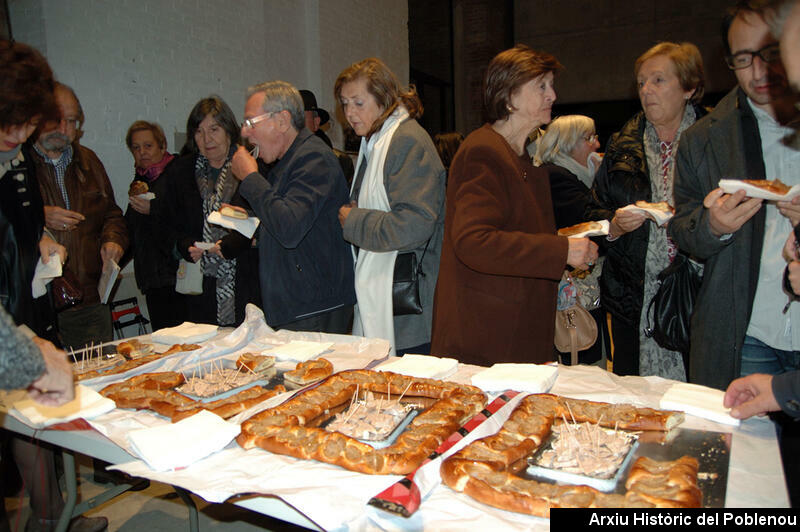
left=27, top=82, right=128, bottom=350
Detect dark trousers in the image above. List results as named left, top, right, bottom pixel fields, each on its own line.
left=609, top=314, right=639, bottom=376
left=279, top=305, right=354, bottom=334
left=57, top=303, right=113, bottom=350
left=144, top=287, right=186, bottom=331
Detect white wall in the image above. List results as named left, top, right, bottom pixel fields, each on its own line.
left=8, top=0, right=408, bottom=211
left=8, top=0, right=407, bottom=320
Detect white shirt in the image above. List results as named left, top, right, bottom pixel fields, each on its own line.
left=745, top=99, right=800, bottom=350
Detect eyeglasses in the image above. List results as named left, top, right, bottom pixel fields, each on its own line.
left=60, top=117, right=80, bottom=129
left=584, top=133, right=598, bottom=143
left=241, top=112, right=275, bottom=130
left=725, top=43, right=781, bottom=70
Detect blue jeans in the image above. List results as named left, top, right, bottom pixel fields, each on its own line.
left=739, top=335, right=800, bottom=377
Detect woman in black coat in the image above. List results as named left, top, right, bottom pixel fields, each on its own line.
left=535, top=114, right=606, bottom=365
left=157, top=96, right=254, bottom=326
left=124, top=120, right=184, bottom=330
left=585, top=42, right=706, bottom=380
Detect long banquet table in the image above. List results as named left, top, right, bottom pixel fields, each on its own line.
left=0, top=311, right=790, bottom=531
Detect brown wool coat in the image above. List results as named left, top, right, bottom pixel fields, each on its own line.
left=431, top=125, right=568, bottom=366
left=31, top=143, right=128, bottom=309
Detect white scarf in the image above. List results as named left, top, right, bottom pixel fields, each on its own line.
left=351, top=106, right=409, bottom=355
left=549, top=151, right=594, bottom=188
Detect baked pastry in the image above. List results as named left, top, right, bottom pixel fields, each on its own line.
left=237, top=370, right=488, bottom=475
left=220, top=206, right=248, bottom=220
left=635, top=200, right=675, bottom=214
left=128, top=181, right=149, bottom=196
left=440, top=393, right=694, bottom=516
left=100, top=370, right=285, bottom=423
left=283, top=358, right=333, bottom=388
left=557, top=221, right=603, bottom=237
left=742, top=179, right=791, bottom=195
left=237, top=353, right=276, bottom=378
left=116, top=339, right=154, bottom=359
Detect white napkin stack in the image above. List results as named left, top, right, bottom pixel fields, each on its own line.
left=377, top=354, right=459, bottom=379
left=12, top=385, right=116, bottom=428
left=471, top=363, right=558, bottom=393
left=151, top=322, right=218, bottom=345
left=207, top=211, right=260, bottom=239
left=263, top=340, right=333, bottom=362
left=127, top=410, right=240, bottom=471
left=659, top=382, right=740, bottom=426
left=31, top=253, right=62, bottom=298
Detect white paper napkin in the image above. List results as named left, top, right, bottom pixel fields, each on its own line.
left=619, top=203, right=674, bottom=226
left=31, top=253, right=62, bottom=298
left=151, top=322, right=218, bottom=344
left=207, top=211, right=260, bottom=239
left=718, top=179, right=800, bottom=201
left=471, top=363, right=558, bottom=393
left=659, top=382, right=740, bottom=426
left=11, top=385, right=116, bottom=428
left=377, top=354, right=459, bottom=379
left=135, top=192, right=156, bottom=200
left=262, top=340, right=333, bottom=362
left=127, top=410, right=240, bottom=471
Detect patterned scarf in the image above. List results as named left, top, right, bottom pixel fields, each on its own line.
left=136, top=152, right=175, bottom=182
left=194, top=147, right=238, bottom=325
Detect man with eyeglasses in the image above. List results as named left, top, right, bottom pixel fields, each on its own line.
left=669, top=0, right=800, bottom=391
left=231, top=81, right=355, bottom=333
left=26, top=82, right=128, bottom=350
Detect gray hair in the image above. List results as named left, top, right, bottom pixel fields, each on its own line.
left=534, top=115, right=595, bottom=166
left=766, top=0, right=798, bottom=36
left=246, top=81, right=304, bottom=131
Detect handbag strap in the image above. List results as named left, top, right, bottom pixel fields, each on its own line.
left=644, top=291, right=657, bottom=338
left=415, top=237, right=432, bottom=276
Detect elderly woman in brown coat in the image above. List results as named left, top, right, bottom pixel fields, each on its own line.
left=431, top=45, right=598, bottom=367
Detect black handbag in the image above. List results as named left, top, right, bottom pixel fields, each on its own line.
left=644, top=253, right=702, bottom=353
left=392, top=239, right=430, bottom=316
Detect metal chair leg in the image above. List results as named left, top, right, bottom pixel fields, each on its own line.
left=172, top=485, right=199, bottom=532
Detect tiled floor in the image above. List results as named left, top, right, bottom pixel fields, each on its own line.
left=4, top=455, right=311, bottom=532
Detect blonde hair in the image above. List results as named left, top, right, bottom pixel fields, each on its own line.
left=635, top=42, right=705, bottom=104
left=534, top=115, right=595, bottom=166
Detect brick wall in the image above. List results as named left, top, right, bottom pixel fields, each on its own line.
left=8, top=0, right=408, bottom=208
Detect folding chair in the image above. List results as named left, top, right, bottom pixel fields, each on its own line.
left=110, top=297, right=150, bottom=339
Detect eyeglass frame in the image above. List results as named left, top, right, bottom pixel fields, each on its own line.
left=725, top=43, right=781, bottom=70
left=583, top=133, right=599, bottom=143
left=241, top=111, right=275, bottom=130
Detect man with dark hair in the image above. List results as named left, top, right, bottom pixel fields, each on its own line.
left=27, top=83, right=128, bottom=350
left=231, top=81, right=355, bottom=333
left=670, top=0, right=800, bottom=391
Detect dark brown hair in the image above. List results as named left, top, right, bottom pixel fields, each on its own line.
left=334, top=57, right=422, bottom=138
left=0, top=40, right=56, bottom=129
left=635, top=42, right=705, bottom=104
left=125, top=120, right=168, bottom=151
left=722, top=0, right=773, bottom=55
left=483, top=44, right=562, bottom=123
left=183, top=95, right=240, bottom=155
left=434, top=131, right=464, bottom=170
